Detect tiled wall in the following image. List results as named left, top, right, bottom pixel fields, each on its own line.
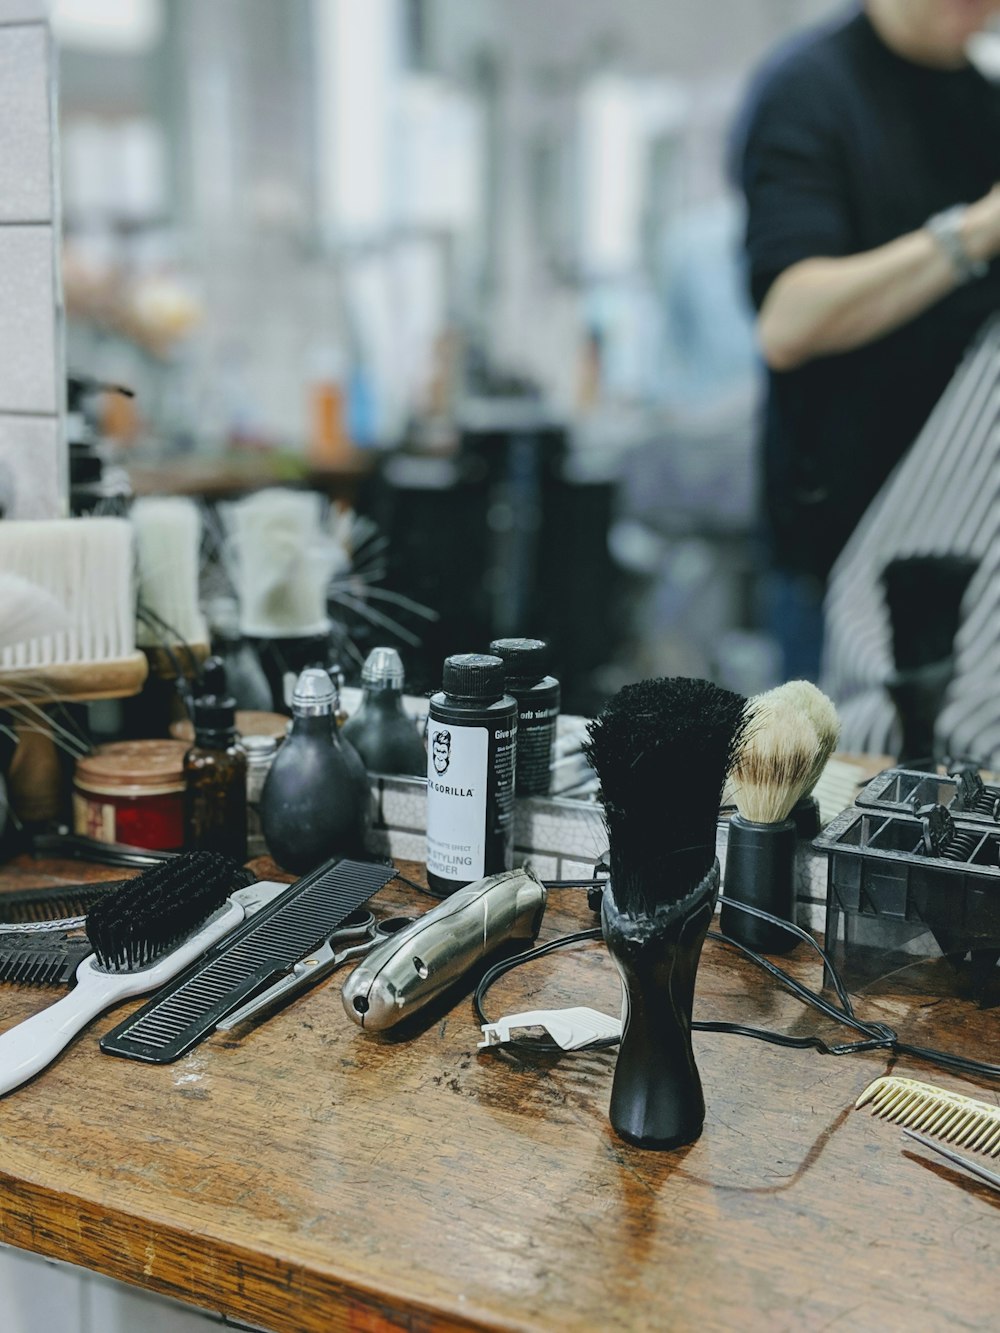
left=0, top=0, right=63, bottom=520
left=0, top=1245, right=231, bottom=1333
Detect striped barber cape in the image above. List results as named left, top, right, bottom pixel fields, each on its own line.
left=822, top=315, right=1000, bottom=766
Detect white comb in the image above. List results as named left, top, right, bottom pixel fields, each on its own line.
left=856, top=1075, right=1000, bottom=1157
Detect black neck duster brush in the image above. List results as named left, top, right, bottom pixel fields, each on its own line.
left=882, top=555, right=977, bottom=770
left=0, top=852, right=247, bottom=1095
left=585, top=677, right=747, bottom=1151
left=720, top=689, right=820, bottom=956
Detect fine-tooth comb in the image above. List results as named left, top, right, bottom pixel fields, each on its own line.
left=856, top=1075, right=1000, bottom=1157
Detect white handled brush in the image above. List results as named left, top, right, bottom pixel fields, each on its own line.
left=0, top=852, right=247, bottom=1096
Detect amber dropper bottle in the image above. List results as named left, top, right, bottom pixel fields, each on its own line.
left=183, top=657, right=248, bottom=861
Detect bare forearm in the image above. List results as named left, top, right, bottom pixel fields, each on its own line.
left=758, top=232, right=957, bottom=370
left=758, top=190, right=1000, bottom=371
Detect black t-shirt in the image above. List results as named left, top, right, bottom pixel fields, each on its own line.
left=737, top=8, right=1000, bottom=577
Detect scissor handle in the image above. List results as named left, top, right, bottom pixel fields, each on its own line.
left=215, top=911, right=400, bottom=1032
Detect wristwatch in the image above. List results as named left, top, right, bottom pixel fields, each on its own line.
left=926, top=205, right=989, bottom=283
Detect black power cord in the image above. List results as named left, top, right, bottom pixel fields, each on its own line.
left=474, top=894, right=1000, bottom=1080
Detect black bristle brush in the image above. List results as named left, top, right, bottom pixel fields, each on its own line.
left=882, top=554, right=977, bottom=768
left=585, top=677, right=748, bottom=914
left=585, top=677, right=747, bottom=1150
left=0, top=852, right=248, bottom=1095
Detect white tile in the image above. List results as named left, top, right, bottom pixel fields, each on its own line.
left=0, top=225, right=57, bottom=412
left=0, top=25, right=52, bottom=221
left=515, top=850, right=558, bottom=880
left=85, top=1272, right=217, bottom=1333
left=0, top=2, right=48, bottom=23
left=0, top=412, right=61, bottom=516
left=0, top=1247, right=84, bottom=1333
left=559, top=857, right=606, bottom=881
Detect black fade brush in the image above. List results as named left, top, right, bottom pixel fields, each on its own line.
left=882, top=554, right=977, bottom=769
left=585, top=677, right=747, bottom=1150
left=0, top=852, right=248, bottom=1095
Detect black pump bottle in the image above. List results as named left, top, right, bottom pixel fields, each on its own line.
left=342, top=646, right=426, bottom=776
left=259, top=667, right=369, bottom=874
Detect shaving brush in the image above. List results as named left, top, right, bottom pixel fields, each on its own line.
left=770, top=680, right=841, bottom=839
left=883, top=555, right=977, bottom=770
left=720, top=691, right=820, bottom=955
left=585, top=677, right=747, bottom=1150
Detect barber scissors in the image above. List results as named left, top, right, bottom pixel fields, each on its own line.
left=216, top=909, right=415, bottom=1032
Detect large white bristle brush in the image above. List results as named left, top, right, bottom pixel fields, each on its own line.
left=0, top=518, right=147, bottom=701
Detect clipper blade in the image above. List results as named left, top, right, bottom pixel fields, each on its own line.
left=856, top=1075, right=1000, bottom=1157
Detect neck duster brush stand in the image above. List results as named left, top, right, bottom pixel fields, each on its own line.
left=586, top=677, right=747, bottom=1150
left=882, top=555, right=977, bottom=771
left=720, top=690, right=820, bottom=956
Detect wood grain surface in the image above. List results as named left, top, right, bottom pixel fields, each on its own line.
left=0, top=853, right=996, bottom=1332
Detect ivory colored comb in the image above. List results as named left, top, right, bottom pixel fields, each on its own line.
left=856, top=1076, right=1000, bottom=1157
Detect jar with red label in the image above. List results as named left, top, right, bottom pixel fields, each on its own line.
left=73, top=740, right=188, bottom=851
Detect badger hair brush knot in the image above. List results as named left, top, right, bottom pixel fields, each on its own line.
left=768, top=680, right=841, bottom=797
left=585, top=677, right=747, bottom=918
left=729, top=690, right=821, bottom=826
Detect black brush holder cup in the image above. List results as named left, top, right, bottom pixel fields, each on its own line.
left=601, top=862, right=719, bottom=1151
left=720, top=814, right=799, bottom=955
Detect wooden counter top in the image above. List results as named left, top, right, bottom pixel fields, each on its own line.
left=0, top=854, right=996, bottom=1331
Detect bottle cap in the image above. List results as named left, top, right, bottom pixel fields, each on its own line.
left=292, top=666, right=337, bottom=716
left=192, top=657, right=237, bottom=735
left=242, top=734, right=278, bottom=763
left=442, top=653, right=505, bottom=701
left=489, top=637, right=550, bottom=685
left=361, top=646, right=406, bottom=690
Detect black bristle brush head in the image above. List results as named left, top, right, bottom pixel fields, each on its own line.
left=584, top=677, right=748, bottom=918
left=85, top=852, right=247, bottom=972
left=882, top=555, right=978, bottom=672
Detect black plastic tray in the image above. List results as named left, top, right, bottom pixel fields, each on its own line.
left=814, top=807, right=1000, bottom=997
left=855, top=768, right=1000, bottom=825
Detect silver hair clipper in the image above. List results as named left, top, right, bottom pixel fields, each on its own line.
left=341, top=866, right=547, bottom=1031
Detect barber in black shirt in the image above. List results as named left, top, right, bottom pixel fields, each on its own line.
left=735, top=0, right=1000, bottom=676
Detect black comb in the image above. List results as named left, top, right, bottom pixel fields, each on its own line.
left=100, top=857, right=396, bottom=1063
left=0, top=881, right=122, bottom=925
left=0, top=933, right=93, bottom=986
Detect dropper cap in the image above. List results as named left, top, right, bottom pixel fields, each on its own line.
left=361, top=646, right=406, bottom=690
left=192, top=657, right=237, bottom=737
left=489, top=637, right=550, bottom=685
left=442, top=653, right=505, bottom=701
left=292, top=667, right=337, bottom=716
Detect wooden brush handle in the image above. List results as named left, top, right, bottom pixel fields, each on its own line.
left=0, top=653, right=149, bottom=705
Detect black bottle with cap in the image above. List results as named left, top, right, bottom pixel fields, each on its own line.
left=183, top=657, right=248, bottom=860
left=489, top=638, right=560, bottom=797
left=342, top=646, right=427, bottom=776
left=426, top=653, right=517, bottom=896
left=260, top=667, right=369, bottom=875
